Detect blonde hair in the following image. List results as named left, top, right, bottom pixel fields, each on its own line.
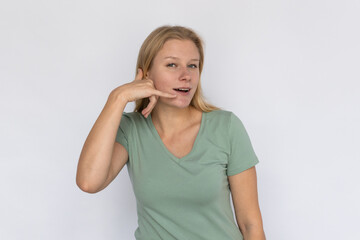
left=133, top=25, right=221, bottom=113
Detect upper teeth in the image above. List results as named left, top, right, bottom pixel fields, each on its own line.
left=178, top=88, right=189, bottom=90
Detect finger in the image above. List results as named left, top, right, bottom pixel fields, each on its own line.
left=142, top=105, right=151, bottom=118
left=134, top=68, right=143, bottom=81
left=142, top=95, right=157, bottom=117
left=141, top=96, right=152, bottom=114
left=153, top=89, right=177, bottom=98
left=143, top=95, right=158, bottom=117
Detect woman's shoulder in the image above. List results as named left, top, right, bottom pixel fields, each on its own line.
left=120, top=111, right=145, bottom=126
left=122, top=111, right=141, bottom=118
left=205, top=109, right=234, bottom=120
left=122, top=111, right=146, bottom=119
left=204, top=109, right=236, bottom=129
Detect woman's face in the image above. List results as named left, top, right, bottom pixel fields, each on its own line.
left=146, top=39, right=200, bottom=110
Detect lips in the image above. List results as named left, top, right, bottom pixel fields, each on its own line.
left=173, top=87, right=191, bottom=92
left=173, top=88, right=191, bottom=95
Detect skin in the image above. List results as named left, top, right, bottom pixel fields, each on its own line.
left=144, top=39, right=202, bottom=138
left=76, top=66, right=177, bottom=193
left=229, top=167, right=266, bottom=239
left=145, top=39, right=266, bottom=238
left=77, top=37, right=265, bottom=238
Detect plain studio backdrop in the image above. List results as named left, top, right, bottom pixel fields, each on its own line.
left=1, top=0, right=359, bottom=239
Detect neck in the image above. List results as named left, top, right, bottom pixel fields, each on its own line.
left=150, top=105, right=195, bottom=136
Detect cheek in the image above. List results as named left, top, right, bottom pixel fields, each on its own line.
left=192, top=72, right=200, bottom=79
left=152, top=72, right=173, bottom=88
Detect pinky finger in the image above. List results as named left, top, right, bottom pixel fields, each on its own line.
left=145, top=96, right=157, bottom=117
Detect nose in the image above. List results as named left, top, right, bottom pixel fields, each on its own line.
left=179, top=66, right=191, bottom=81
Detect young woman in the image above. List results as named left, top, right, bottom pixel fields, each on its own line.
left=76, top=25, right=265, bottom=240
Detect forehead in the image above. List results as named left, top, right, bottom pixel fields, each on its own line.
left=156, top=39, right=200, bottom=60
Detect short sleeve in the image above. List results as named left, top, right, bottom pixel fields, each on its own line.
left=115, top=112, right=132, bottom=154
left=227, top=112, right=259, bottom=176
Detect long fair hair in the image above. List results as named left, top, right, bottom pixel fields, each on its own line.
left=134, top=25, right=221, bottom=113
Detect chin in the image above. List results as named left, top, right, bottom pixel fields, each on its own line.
left=176, top=104, right=191, bottom=109
left=159, top=95, right=194, bottom=108
left=165, top=100, right=191, bottom=109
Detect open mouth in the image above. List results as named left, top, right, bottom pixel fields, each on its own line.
left=173, top=88, right=190, bottom=93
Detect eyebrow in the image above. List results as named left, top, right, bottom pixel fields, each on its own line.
left=163, top=56, right=200, bottom=61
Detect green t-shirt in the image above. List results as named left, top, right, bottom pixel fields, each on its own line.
left=116, top=109, right=259, bottom=240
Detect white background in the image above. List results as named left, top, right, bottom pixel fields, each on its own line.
left=1, top=0, right=359, bottom=239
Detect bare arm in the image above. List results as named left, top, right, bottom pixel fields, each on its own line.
left=76, top=93, right=129, bottom=193
left=75, top=69, right=177, bottom=194
left=228, top=166, right=266, bottom=240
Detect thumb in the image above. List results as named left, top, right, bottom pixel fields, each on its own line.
left=135, top=68, right=143, bottom=81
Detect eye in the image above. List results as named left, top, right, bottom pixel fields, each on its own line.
left=188, top=64, right=198, bottom=69
left=167, top=63, right=176, bottom=67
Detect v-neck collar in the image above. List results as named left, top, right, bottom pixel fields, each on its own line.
left=147, top=111, right=206, bottom=162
